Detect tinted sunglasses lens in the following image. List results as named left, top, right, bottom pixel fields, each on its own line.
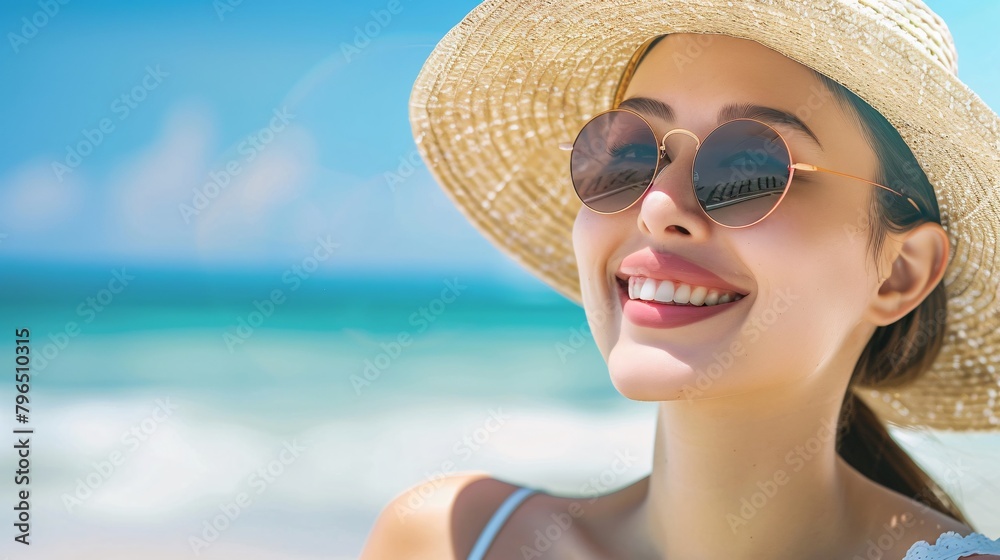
left=571, top=111, right=659, bottom=213
left=693, top=120, right=791, bottom=227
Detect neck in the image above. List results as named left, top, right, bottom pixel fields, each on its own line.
left=631, top=378, right=870, bottom=559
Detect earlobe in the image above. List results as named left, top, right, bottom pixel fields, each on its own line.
left=867, top=222, right=949, bottom=327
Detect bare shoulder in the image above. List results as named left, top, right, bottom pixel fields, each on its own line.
left=358, top=472, right=531, bottom=560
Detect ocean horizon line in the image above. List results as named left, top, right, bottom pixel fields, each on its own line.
left=0, top=257, right=573, bottom=306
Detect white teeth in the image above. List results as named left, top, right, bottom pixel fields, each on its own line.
left=623, top=276, right=744, bottom=307
left=673, top=283, right=691, bottom=304
left=653, top=279, right=674, bottom=302
left=639, top=277, right=657, bottom=301
left=689, top=286, right=708, bottom=306
left=705, top=290, right=720, bottom=306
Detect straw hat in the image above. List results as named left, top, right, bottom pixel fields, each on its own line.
left=408, top=0, right=1000, bottom=431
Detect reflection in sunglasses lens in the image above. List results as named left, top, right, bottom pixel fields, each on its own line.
left=693, top=120, right=790, bottom=227
left=571, top=111, right=658, bottom=213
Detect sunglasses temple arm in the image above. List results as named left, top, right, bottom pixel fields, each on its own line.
left=791, top=163, right=921, bottom=213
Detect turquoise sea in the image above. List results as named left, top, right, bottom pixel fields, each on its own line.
left=0, top=262, right=651, bottom=558
left=1, top=262, right=998, bottom=559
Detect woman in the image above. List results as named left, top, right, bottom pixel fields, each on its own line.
left=362, top=1, right=1000, bottom=558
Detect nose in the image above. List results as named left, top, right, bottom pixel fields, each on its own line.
left=635, top=131, right=713, bottom=238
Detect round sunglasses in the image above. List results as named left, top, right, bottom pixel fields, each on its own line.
left=559, top=108, right=922, bottom=227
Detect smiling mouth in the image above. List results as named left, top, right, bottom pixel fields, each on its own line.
left=615, top=276, right=746, bottom=307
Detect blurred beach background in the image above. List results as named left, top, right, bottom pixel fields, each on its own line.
left=1, top=1, right=999, bottom=558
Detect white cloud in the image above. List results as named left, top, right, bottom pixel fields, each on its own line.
left=109, top=101, right=215, bottom=255
left=103, top=101, right=338, bottom=265
left=1, top=97, right=518, bottom=275
left=191, top=123, right=320, bottom=260
left=0, top=157, right=84, bottom=232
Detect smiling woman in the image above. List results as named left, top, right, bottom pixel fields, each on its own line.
left=361, top=1, right=1000, bottom=559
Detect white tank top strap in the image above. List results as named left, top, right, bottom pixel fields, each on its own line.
left=903, top=530, right=1000, bottom=560
left=466, top=486, right=539, bottom=560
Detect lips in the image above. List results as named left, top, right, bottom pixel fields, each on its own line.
left=615, top=248, right=750, bottom=296
left=615, top=272, right=743, bottom=328
left=609, top=248, right=751, bottom=328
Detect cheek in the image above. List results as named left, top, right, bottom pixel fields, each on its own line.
left=738, top=202, right=875, bottom=356
left=770, top=186, right=877, bottom=294
left=572, top=209, right=623, bottom=359
left=571, top=209, right=597, bottom=296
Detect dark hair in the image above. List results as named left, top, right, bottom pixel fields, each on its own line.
left=814, top=71, right=970, bottom=527
left=634, top=34, right=971, bottom=527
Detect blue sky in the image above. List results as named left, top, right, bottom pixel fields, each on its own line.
left=2, top=0, right=998, bottom=289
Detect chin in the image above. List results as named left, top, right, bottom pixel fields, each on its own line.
left=606, top=341, right=707, bottom=402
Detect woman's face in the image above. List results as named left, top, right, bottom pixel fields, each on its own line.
left=572, top=33, right=888, bottom=401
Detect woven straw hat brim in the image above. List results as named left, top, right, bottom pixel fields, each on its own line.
left=409, top=0, right=1000, bottom=431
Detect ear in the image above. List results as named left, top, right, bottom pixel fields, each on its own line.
left=865, top=221, right=950, bottom=327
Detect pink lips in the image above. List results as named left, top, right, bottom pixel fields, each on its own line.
left=616, top=248, right=749, bottom=296
left=615, top=248, right=750, bottom=329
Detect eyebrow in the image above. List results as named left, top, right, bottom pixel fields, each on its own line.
left=617, top=96, right=823, bottom=150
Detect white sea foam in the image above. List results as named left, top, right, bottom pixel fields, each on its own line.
left=15, top=393, right=1000, bottom=558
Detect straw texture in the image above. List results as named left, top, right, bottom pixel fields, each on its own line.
left=409, top=0, right=1000, bottom=431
